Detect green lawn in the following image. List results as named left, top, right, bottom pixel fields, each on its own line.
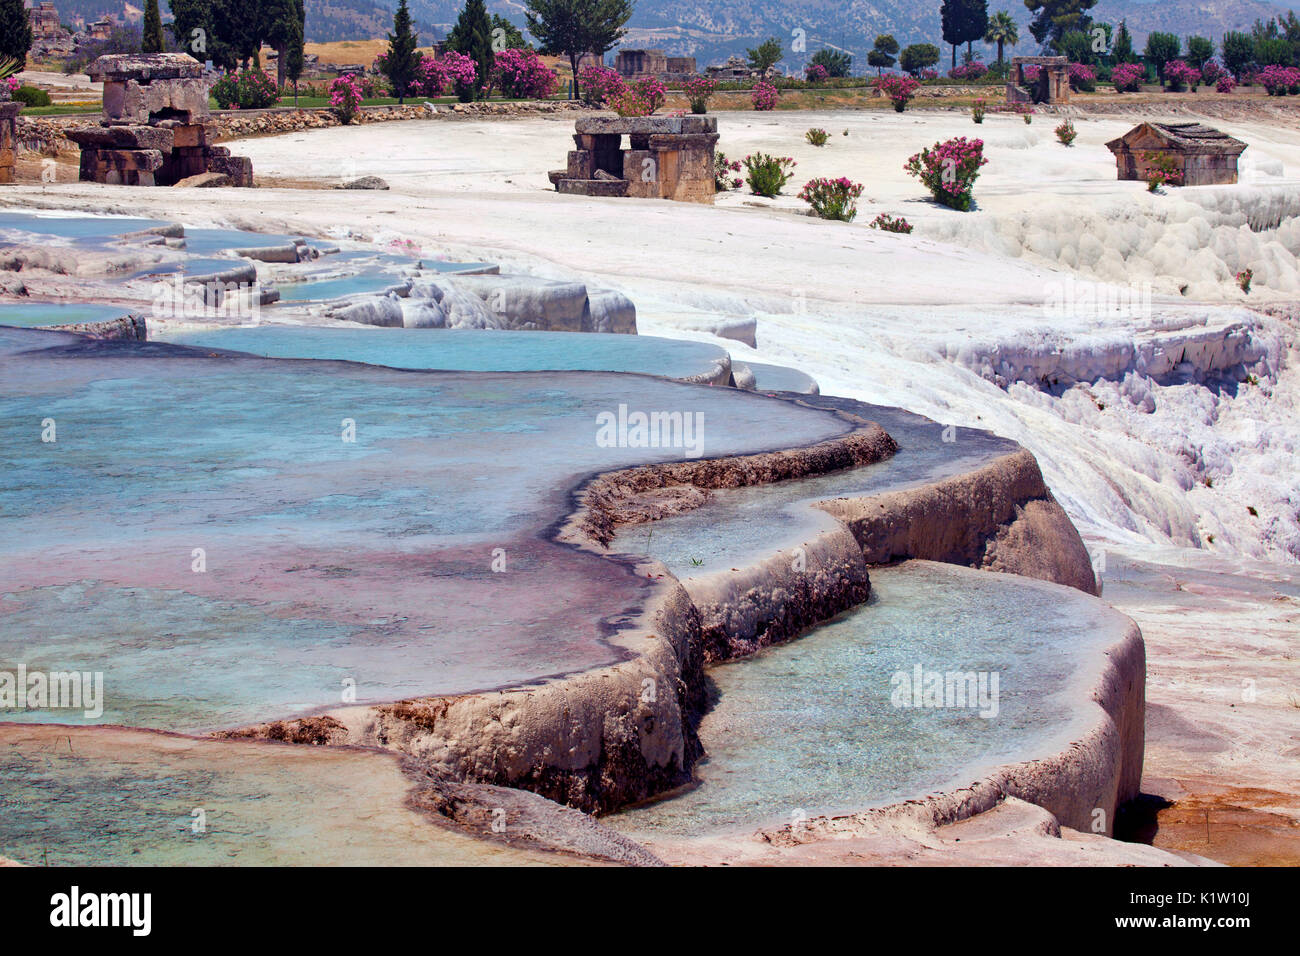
left=18, top=103, right=100, bottom=116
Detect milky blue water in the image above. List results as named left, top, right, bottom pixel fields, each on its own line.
left=158, top=326, right=729, bottom=380
left=0, top=327, right=850, bottom=730
left=608, top=560, right=1129, bottom=835
left=611, top=400, right=1020, bottom=576
left=275, top=274, right=408, bottom=301
left=0, top=303, right=128, bottom=328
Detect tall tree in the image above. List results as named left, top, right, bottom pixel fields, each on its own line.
left=942, top=0, right=988, bottom=69
left=809, top=48, right=852, bottom=77
left=1023, top=0, right=1098, bottom=50
left=525, top=0, right=632, bottom=100
left=1144, top=31, right=1180, bottom=83
left=446, top=0, right=493, bottom=100
left=1185, top=36, right=1214, bottom=70
left=490, top=14, right=529, bottom=50
left=142, top=0, right=165, bottom=53
left=1221, top=31, right=1254, bottom=79
left=0, top=0, right=33, bottom=68
left=746, top=36, right=784, bottom=73
left=899, top=42, right=940, bottom=75
left=284, top=0, right=305, bottom=102
left=1112, top=20, right=1136, bottom=64
left=867, top=34, right=899, bottom=74
left=383, top=0, right=420, bottom=103
left=983, top=10, right=1018, bottom=65
left=263, top=0, right=303, bottom=89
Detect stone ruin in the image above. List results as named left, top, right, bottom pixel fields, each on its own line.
left=68, top=53, right=253, bottom=187
left=548, top=115, right=718, bottom=204
left=1106, top=122, right=1247, bottom=186
left=0, top=101, right=19, bottom=185
left=1007, top=56, right=1071, bottom=105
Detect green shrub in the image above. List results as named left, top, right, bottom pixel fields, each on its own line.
left=805, top=127, right=829, bottom=146
left=743, top=152, right=797, bottom=197
left=13, top=86, right=52, bottom=107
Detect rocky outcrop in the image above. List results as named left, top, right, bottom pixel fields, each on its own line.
left=815, top=448, right=1100, bottom=595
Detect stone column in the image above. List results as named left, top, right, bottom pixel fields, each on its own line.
left=0, top=102, right=22, bottom=185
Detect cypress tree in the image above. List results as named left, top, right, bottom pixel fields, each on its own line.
left=446, top=0, right=492, bottom=102
left=143, top=0, right=166, bottom=54
left=384, top=0, right=420, bottom=104
left=0, top=0, right=33, bottom=68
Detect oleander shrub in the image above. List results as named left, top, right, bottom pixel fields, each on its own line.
left=798, top=176, right=863, bottom=221
left=329, top=74, right=362, bottom=124
left=491, top=49, right=558, bottom=99
left=683, top=75, right=716, bottom=113
left=1142, top=151, right=1183, bottom=191
left=1111, top=63, right=1143, bottom=92
left=743, top=152, right=796, bottom=197
left=874, top=73, right=920, bottom=111
left=714, top=151, right=742, bottom=191
left=1068, top=63, right=1096, bottom=92
left=1164, top=60, right=1201, bottom=92
left=578, top=65, right=626, bottom=106
left=904, top=136, right=987, bottom=211
left=1055, top=119, right=1077, bottom=146
left=869, top=212, right=913, bottom=233
left=608, top=76, right=666, bottom=116
left=972, top=98, right=986, bottom=123
left=751, top=80, right=778, bottom=111
left=805, top=127, right=829, bottom=146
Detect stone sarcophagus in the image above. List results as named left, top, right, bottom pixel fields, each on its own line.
left=68, top=53, right=253, bottom=187
left=548, top=115, right=718, bottom=204
left=1105, top=122, right=1247, bottom=187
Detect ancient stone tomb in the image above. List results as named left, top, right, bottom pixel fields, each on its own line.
left=1006, top=56, right=1071, bottom=105
left=1106, top=122, right=1247, bottom=186
left=549, top=115, right=718, bottom=204
left=69, top=53, right=253, bottom=187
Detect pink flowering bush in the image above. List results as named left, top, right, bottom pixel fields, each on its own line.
left=916, top=68, right=939, bottom=80
left=578, top=65, right=626, bottom=106
left=607, top=76, right=667, bottom=116
left=1111, top=63, right=1144, bottom=93
left=874, top=73, right=920, bottom=111
left=805, top=63, right=829, bottom=83
left=212, top=69, right=280, bottom=109
left=683, top=75, right=716, bottom=113
left=1067, top=62, right=1096, bottom=91
left=743, top=152, right=796, bottom=197
left=714, top=151, right=742, bottom=191
left=1217, top=75, right=1237, bottom=94
left=949, top=61, right=988, bottom=80
left=1164, top=60, right=1201, bottom=92
left=904, top=137, right=987, bottom=211
left=439, top=50, right=479, bottom=99
left=492, top=49, right=558, bottom=99
left=1201, top=61, right=1226, bottom=86
left=869, top=213, right=913, bottom=233
left=799, top=177, right=864, bottom=221
left=1258, top=65, right=1300, bottom=95
left=329, top=74, right=363, bottom=124
left=751, top=80, right=778, bottom=110
left=1237, top=269, right=1252, bottom=293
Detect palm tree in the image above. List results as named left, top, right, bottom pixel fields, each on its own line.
left=984, top=10, right=1019, bottom=66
